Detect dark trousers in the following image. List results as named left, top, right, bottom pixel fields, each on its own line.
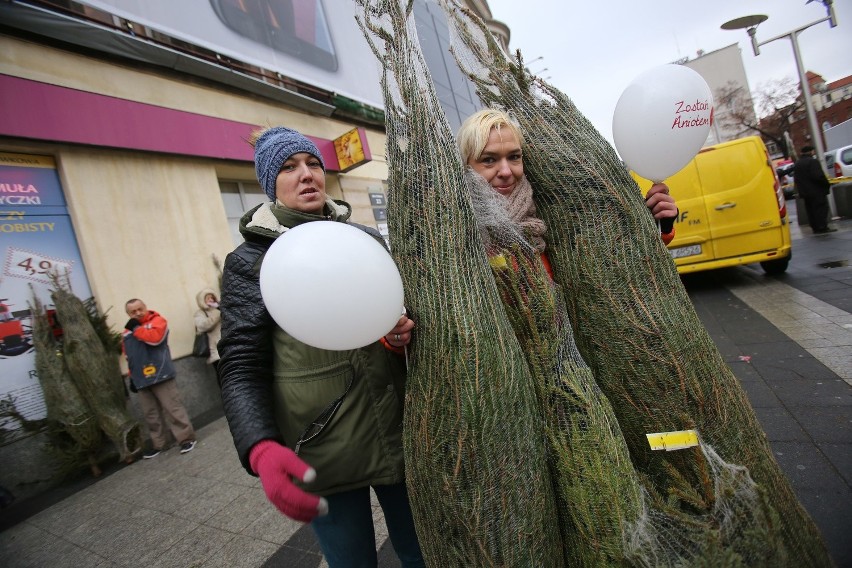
left=311, top=483, right=424, bottom=568
left=804, top=192, right=830, bottom=231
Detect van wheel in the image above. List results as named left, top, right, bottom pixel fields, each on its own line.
left=761, top=258, right=789, bottom=274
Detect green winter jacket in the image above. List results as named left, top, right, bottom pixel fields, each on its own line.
left=219, top=199, right=406, bottom=496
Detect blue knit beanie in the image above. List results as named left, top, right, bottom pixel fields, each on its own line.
left=254, top=127, right=325, bottom=200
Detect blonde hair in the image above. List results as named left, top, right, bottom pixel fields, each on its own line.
left=457, top=108, right=524, bottom=165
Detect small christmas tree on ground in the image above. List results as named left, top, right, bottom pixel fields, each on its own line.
left=48, top=272, right=141, bottom=463
left=30, top=290, right=104, bottom=477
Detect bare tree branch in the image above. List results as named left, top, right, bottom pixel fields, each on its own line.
left=715, top=76, right=803, bottom=156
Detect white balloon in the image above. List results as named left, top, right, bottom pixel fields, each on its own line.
left=259, top=222, right=404, bottom=351
left=613, top=64, right=714, bottom=182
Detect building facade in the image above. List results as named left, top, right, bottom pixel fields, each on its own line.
left=683, top=43, right=758, bottom=146
left=0, top=0, right=505, bottom=500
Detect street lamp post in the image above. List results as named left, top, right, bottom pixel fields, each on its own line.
left=722, top=1, right=838, bottom=177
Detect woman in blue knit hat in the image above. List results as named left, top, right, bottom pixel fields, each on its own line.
left=218, top=126, right=423, bottom=567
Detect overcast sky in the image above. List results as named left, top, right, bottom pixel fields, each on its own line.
left=485, top=0, right=852, bottom=146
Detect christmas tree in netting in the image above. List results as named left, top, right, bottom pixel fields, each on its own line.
left=355, top=0, right=831, bottom=566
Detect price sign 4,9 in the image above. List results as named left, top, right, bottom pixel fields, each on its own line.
left=4, top=247, right=73, bottom=285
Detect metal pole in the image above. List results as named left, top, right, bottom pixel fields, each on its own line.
left=788, top=30, right=827, bottom=175
left=746, top=7, right=839, bottom=215
left=788, top=30, right=837, bottom=216
left=724, top=4, right=839, bottom=213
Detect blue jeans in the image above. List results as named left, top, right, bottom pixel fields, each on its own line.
left=311, top=483, right=424, bottom=568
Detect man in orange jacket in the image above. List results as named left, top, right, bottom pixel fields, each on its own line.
left=123, top=298, right=197, bottom=458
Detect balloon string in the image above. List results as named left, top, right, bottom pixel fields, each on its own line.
left=401, top=306, right=409, bottom=371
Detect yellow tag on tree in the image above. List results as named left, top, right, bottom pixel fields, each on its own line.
left=646, top=429, right=699, bottom=451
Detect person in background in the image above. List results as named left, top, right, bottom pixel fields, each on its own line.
left=793, top=145, right=835, bottom=234
left=123, top=298, right=197, bottom=458
left=216, top=126, right=423, bottom=568
left=194, top=288, right=221, bottom=374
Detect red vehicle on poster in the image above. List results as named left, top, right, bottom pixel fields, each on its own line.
left=0, top=300, right=33, bottom=357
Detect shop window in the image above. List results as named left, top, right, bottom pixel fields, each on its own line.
left=220, top=181, right=266, bottom=246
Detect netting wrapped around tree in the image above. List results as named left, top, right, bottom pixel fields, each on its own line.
left=471, top=170, right=797, bottom=566
left=356, top=2, right=563, bottom=564
left=441, top=2, right=831, bottom=566
left=355, top=0, right=833, bottom=566
left=468, top=170, right=653, bottom=565
left=50, top=275, right=141, bottom=462
left=357, top=2, right=688, bottom=565
left=29, top=291, right=103, bottom=472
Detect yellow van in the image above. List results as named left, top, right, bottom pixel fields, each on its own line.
left=632, top=135, right=792, bottom=275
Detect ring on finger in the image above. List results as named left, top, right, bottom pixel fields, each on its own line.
left=395, top=334, right=400, bottom=341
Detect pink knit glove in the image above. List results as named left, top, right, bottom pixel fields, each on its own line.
left=249, top=440, right=328, bottom=522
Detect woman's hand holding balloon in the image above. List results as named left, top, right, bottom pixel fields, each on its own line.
left=645, top=183, right=678, bottom=220
left=384, top=315, right=415, bottom=348
left=645, top=183, right=678, bottom=235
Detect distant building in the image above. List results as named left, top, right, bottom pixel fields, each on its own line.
left=681, top=44, right=852, bottom=156
left=786, top=71, right=852, bottom=152
left=683, top=44, right=758, bottom=145
left=811, top=72, right=852, bottom=114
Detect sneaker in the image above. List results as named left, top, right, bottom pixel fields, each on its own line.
left=142, top=448, right=161, bottom=459
left=180, top=440, right=197, bottom=454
